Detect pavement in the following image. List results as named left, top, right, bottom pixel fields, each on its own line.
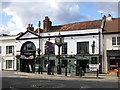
left=13, top=71, right=119, bottom=81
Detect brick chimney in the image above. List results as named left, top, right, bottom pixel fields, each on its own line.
left=43, top=16, right=52, bottom=32
left=27, top=24, right=30, bottom=31
left=30, top=24, right=34, bottom=31
left=102, top=15, right=106, bottom=20
left=106, top=14, right=112, bottom=21
left=101, top=15, right=106, bottom=29
left=27, top=24, right=34, bottom=31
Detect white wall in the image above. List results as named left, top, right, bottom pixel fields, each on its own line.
left=39, top=29, right=101, bottom=55
left=103, top=34, right=120, bottom=73
left=17, top=29, right=101, bottom=56
left=0, top=35, right=17, bottom=70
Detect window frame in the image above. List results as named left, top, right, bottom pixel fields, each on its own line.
left=112, top=37, right=120, bottom=46
left=6, top=60, right=13, bottom=69
left=6, top=46, right=14, bottom=54
left=62, top=42, right=67, bottom=54
left=77, top=42, right=89, bottom=54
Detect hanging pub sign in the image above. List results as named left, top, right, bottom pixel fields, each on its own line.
left=89, top=64, right=99, bottom=71
left=20, top=55, right=34, bottom=59
left=44, top=41, right=55, bottom=54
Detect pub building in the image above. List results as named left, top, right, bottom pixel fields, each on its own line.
left=16, top=15, right=120, bottom=74
left=16, top=16, right=102, bottom=74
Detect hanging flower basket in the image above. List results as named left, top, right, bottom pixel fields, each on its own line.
left=41, top=55, right=44, bottom=58
left=56, top=55, right=59, bottom=57
left=15, top=55, right=20, bottom=58
left=69, top=55, right=73, bottom=57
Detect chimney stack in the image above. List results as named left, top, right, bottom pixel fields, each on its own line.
left=27, top=24, right=34, bottom=31
left=102, top=15, right=106, bottom=20
left=43, top=16, right=52, bottom=32
left=31, top=24, right=34, bottom=31
left=107, top=14, right=111, bottom=17
left=106, top=14, right=112, bottom=21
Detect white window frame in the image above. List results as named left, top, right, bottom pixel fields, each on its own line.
left=112, top=37, right=120, bottom=46
left=6, top=60, right=13, bottom=70
left=6, top=46, right=14, bottom=55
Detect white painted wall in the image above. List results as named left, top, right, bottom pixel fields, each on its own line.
left=0, top=35, right=17, bottom=70
left=17, top=29, right=101, bottom=56
left=103, top=34, right=120, bottom=73
left=39, top=29, right=101, bottom=55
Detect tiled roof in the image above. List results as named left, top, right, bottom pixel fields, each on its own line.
left=50, top=20, right=102, bottom=31
left=103, top=18, right=120, bottom=33
left=34, top=17, right=120, bottom=33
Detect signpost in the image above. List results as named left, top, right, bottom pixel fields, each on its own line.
left=89, top=64, right=99, bottom=71
left=89, top=64, right=99, bottom=77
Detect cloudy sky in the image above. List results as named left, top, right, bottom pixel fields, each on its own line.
left=0, top=0, right=119, bottom=35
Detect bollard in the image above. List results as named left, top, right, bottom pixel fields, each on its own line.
left=65, top=66, right=67, bottom=76
left=48, top=65, right=51, bottom=75
left=41, top=66, right=43, bottom=74
left=80, top=67, right=82, bottom=77
left=38, top=66, right=40, bottom=74
left=117, top=68, right=119, bottom=77
left=97, top=69, right=99, bottom=77
left=52, top=66, right=54, bottom=75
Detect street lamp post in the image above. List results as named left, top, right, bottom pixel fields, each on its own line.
left=38, top=21, right=41, bottom=74
left=55, top=32, right=64, bottom=74
left=91, top=40, right=99, bottom=77
left=47, top=33, right=51, bottom=75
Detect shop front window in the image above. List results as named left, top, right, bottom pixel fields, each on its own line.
left=91, top=57, right=97, bottom=64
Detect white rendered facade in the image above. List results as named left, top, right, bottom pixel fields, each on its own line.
left=0, top=35, right=18, bottom=70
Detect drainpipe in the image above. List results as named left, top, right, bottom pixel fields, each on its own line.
left=38, top=21, right=41, bottom=74
left=99, top=15, right=106, bottom=74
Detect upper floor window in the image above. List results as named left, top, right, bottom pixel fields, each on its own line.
left=6, top=46, right=14, bottom=54
left=62, top=43, right=67, bottom=54
left=112, top=37, right=116, bottom=45
left=77, top=42, right=89, bottom=54
left=0, top=46, right=1, bottom=54
left=117, top=37, right=120, bottom=45
left=112, top=37, right=120, bottom=46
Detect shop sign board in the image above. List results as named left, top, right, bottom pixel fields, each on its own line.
left=89, top=64, right=99, bottom=71
left=20, top=55, right=34, bottom=59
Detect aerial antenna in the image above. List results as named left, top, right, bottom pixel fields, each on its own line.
left=38, top=21, right=41, bottom=28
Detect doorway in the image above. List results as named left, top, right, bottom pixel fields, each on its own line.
left=77, top=60, right=89, bottom=73
left=20, top=59, right=34, bottom=72
left=20, top=41, right=36, bottom=73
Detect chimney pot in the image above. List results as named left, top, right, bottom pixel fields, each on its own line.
left=31, top=24, right=33, bottom=27
left=107, top=14, right=111, bottom=17
left=103, top=15, right=106, bottom=17
left=28, top=24, right=30, bottom=27
left=20, top=32, right=23, bottom=35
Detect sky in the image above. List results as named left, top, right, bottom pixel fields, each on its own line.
left=0, top=0, right=119, bottom=35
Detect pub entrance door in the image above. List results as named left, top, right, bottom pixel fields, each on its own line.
left=77, top=60, right=89, bottom=73
left=20, top=41, right=36, bottom=73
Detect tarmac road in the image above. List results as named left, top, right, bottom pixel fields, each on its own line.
left=1, top=71, right=119, bottom=90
